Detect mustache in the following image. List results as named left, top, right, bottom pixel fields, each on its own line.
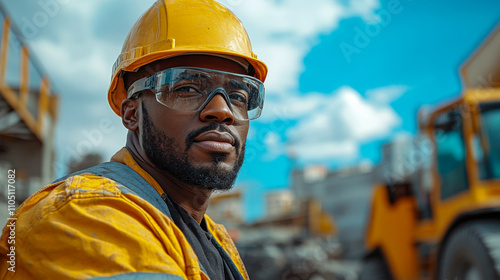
left=185, top=123, right=241, bottom=151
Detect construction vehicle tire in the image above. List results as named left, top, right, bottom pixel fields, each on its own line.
left=358, top=255, right=392, bottom=280
left=438, top=220, right=500, bottom=280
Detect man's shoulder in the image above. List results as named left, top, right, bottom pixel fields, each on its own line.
left=13, top=161, right=171, bottom=232
left=0, top=173, right=126, bottom=253
left=42, top=163, right=128, bottom=209
left=46, top=161, right=147, bottom=206
left=15, top=172, right=124, bottom=222
left=54, top=173, right=123, bottom=200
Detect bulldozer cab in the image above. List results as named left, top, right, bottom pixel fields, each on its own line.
left=414, top=92, right=500, bottom=235
left=474, top=101, right=500, bottom=181
left=432, top=105, right=469, bottom=201
left=362, top=94, right=500, bottom=280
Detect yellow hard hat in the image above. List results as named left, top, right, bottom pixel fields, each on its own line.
left=108, top=0, right=268, bottom=116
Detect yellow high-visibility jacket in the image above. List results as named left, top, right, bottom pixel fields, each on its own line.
left=0, top=148, right=249, bottom=280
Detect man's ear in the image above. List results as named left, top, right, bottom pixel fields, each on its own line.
left=121, top=99, right=139, bottom=131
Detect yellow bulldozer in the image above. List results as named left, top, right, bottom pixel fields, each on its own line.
left=360, top=26, right=500, bottom=280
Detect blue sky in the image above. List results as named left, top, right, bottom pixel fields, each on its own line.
left=2, top=0, right=500, bottom=221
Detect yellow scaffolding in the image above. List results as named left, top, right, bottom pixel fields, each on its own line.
left=0, top=3, right=59, bottom=202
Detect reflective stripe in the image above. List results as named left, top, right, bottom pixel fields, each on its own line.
left=54, top=162, right=172, bottom=218
left=91, top=272, right=185, bottom=280
left=210, top=233, right=246, bottom=280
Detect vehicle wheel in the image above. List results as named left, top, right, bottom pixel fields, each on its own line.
left=358, top=255, right=392, bottom=280
left=438, top=220, right=500, bottom=280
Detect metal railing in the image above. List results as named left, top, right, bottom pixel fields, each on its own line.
left=0, top=3, right=58, bottom=142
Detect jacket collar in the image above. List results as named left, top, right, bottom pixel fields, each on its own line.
left=110, top=147, right=165, bottom=197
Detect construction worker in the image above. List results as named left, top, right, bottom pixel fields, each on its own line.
left=0, top=0, right=267, bottom=279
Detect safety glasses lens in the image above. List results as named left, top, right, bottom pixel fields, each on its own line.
left=154, top=67, right=264, bottom=120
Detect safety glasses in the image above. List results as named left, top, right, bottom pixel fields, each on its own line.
left=127, top=67, right=265, bottom=121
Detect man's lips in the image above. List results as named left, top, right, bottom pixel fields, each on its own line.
left=192, top=131, right=235, bottom=153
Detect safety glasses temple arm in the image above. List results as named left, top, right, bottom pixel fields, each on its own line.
left=126, top=75, right=158, bottom=98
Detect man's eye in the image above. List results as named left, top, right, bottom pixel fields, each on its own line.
left=175, top=86, right=199, bottom=93
left=174, top=86, right=205, bottom=99
left=229, top=92, right=248, bottom=105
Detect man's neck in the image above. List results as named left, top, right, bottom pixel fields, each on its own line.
left=126, top=134, right=212, bottom=224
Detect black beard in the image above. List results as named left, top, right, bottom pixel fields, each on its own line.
left=142, top=103, right=245, bottom=191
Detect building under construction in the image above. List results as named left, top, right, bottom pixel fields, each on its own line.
left=0, top=4, right=58, bottom=221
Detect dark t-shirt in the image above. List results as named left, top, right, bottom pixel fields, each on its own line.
left=164, top=196, right=237, bottom=280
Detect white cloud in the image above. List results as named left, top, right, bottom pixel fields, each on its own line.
left=256, top=43, right=306, bottom=94
left=366, top=85, right=409, bottom=104
left=257, top=86, right=408, bottom=164
left=336, top=87, right=401, bottom=140
left=286, top=87, right=402, bottom=162
left=346, top=0, right=381, bottom=21
left=259, top=93, right=324, bottom=122
left=222, top=0, right=345, bottom=39
left=32, top=38, right=110, bottom=95
left=64, top=1, right=100, bottom=20
left=262, top=131, right=284, bottom=161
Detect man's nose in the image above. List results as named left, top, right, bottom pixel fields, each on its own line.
left=199, top=94, right=235, bottom=125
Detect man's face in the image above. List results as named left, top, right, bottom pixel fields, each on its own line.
left=131, top=55, right=250, bottom=191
